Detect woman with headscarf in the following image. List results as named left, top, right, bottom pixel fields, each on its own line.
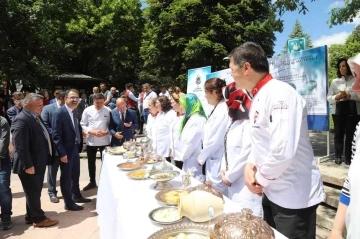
left=170, top=88, right=185, bottom=169
left=197, top=78, right=229, bottom=195
left=327, top=58, right=360, bottom=165
left=220, top=82, right=263, bottom=217
left=329, top=54, right=360, bottom=239
left=178, top=93, right=206, bottom=181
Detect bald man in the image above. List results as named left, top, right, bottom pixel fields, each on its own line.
left=108, top=98, right=139, bottom=146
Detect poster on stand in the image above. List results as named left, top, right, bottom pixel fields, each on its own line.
left=187, top=66, right=212, bottom=115
left=205, top=68, right=234, bottom=85
left=268, top=45, right=329, bottom=131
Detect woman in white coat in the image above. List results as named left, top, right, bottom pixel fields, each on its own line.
left=197, top=78, right=229, bottom=195
left=145, top=98, right=158, bottom=151
left=220, top=83, right=263, bottom=217
left=154, top=96, right=177, bottom=161
left=170, top=89, right=185, bottom=169
left=178, top=93, right=206, bottom=181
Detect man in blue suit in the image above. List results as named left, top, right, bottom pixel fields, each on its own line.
left=41, top=91, right=66, bottom=203
left=52, top=89, right=91, bottom=211
left=109, top=98, right=138, bottom=146
left=49, top=89, right=60, bottom=104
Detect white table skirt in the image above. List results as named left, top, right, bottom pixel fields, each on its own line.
left=96, top=153, right=288, bottom=239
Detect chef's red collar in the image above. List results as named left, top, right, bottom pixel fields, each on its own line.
left=251, top=74, right=273, bottom=97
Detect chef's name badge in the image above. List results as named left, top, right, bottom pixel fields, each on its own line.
left=272, top=101, right=289, bottom=110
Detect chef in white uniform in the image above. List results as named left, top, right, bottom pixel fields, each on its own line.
left=154, top=96, right=177, bottom=161
left=197, top=78, right=229, bottom=195
left=169, top=90, right=185, bottom=169
left=227, top=42, right=325, bottom=238
left=220, top=83, right=263, bottom=217
left=145, top=98, right=158, bottom=151
left=178, top=93, right=206, bottom=181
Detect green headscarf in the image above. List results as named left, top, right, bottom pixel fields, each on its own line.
left=179, top=93, right=207, bottom=134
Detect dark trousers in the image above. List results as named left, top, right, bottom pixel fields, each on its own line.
left=263, top=195, right=318, bottom=239
left=60, top=146, right=82, bottom=207
left=332, top=114, right=360, bottom=161
left=18, top=173, right=46, bottom=223
left=174, top=160, right=183, bottom=170
left=47, top=156, right=60, bottom=197
left=143, top=109, right=150, bottom=124
left=0, top=159, right=12, bottom=216
left=86, top=145, right=106, bottom=183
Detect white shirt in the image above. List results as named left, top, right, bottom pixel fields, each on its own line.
left=327, top=76, right=360, bottom=114
left=65, top=104, right=76, bottom=128
left=146, top=113, right=157, bottom=149
left=248, top=79, right=325, bottom=209
left=80, top=105, right=111, bottom=146
left=155, top=110, right=177, bottom=157
left=170, top=115, right=183, bottom=162
left=159, top=91, right=170, bottom=97
left=143, top=91, right=157, bottom=109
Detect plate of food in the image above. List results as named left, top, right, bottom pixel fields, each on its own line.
left=126, top=169, right=150, bottom=180
left=117, top=162, right=144, bottom=171
left=147, top=224, right=210, bottom=239
left=149, top=171, right=180, bottom=182
left=148, top=206, right=184, bottom=225
left=140, top=156, right=159, bottom=164
left=107, top=146, right=126, bottom=155
left=155, top=188, right=188, bottom=206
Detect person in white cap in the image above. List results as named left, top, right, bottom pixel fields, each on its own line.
left=228, top=42, right=325, bottom=238
left=329, top=53, right=360, bottom=239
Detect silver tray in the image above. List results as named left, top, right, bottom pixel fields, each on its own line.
left=155, top=188, right=188, bottom=206
left=148, top=224, right=210, bottom=239
left=149, top=170, right=180, bottom=182
left=117, top=162, right=144, bottom=171
left=148, top=206, right=184, bottom=225
left=106, top=146, right=126, bottom=155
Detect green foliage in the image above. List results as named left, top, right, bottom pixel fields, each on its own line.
left=140, top=0, right=282, bottom=91
left=281, top=20, right=313, bottom=55
left=328, top=26, right=360, bottom=82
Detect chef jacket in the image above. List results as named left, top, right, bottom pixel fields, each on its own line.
left=248, top=79, right=325, bottom=209
left=155, top=110, right=177, bottom=157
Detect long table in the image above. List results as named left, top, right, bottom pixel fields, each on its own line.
left=96, top=153, right=288, bottom=238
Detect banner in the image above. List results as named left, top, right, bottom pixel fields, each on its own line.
left=205, top=68, right=234, bottom=85
left=187, top=66, right=212, bottom=115
left=268, top=46, right=329, bottom=131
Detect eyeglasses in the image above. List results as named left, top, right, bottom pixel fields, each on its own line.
left=68, top=97, right=79, bottom=101
left=55, top=92, right=60, bottom=95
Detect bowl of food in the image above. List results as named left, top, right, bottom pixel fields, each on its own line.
left=117, top=162, right=144, bottom=171
left=106, top=146, right=126, bottom=155
left=126, top=169, right=150, bottom=180
left=148, top=206, right=184, bottom=225
left=155, top=188, right=188, bottom=206
left=147, top=224, right=210, bottom=239
left=149, top=170, right=180, bottom=190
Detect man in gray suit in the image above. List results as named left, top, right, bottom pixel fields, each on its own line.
left=41, top=92, right=66, bottom=203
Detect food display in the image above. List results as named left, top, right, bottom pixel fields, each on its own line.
left=140, top=156, right=158, bottom=164
left=150, top=172, right=175, bottom=180
left=107, top=146, right=126, bottom=155
left=188, top=181, right=224, bottom=201
left=117, top=162, right=144, bottom=171
left=149, top=170, right=180, bottom=190
left=149, top=206, right=183, bottom=225
left=210, top=209, right=275, bottom=239
left=124, top=151, right=136, bottom=159
left=155, top=189, right=188, bottom=205
left=126, top=169, right=149, bottom=180
left=148, top=224, right=210, bottom=239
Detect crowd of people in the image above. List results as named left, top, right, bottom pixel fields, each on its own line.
left=0, top=42, right=360, bottom=239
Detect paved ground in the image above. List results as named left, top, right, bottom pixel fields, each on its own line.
left=0, top=158, right=101, bottom=239
left=0, top=132, right=339, bottom=238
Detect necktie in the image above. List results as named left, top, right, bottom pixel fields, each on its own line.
left=72, top=110, right=81, bottom=144
left=36, top=116, right=53, bottom=156
left=121, top=112, right=125, bottom=122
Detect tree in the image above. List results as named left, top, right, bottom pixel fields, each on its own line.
left=281, top=20, right=313, bottom=55
left=272, top=0, right=360, bottom=27
left=140, top=0, right=282, bottom=91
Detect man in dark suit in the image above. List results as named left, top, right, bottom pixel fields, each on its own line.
left=109, top=98, right=138, bottom=146
left=52, top=89, right=91, bottom=211
left=6, top=91, right=24, bottom=125
left=49, top=89, right=60, bottom=104
left=11, top=93, right=58, bottom=227
left=41, top=91, right=66, bottom=203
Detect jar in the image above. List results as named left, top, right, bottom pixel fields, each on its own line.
left=188, top=181, right=223, bottom=201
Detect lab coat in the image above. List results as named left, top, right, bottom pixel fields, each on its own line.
left=170, top=115, right=183, bottom=162
left=179, top=114, right=206, bottom=182
left=146, top=114, right=157, bottom=151
left=221, top=120, right=263, bottom=217
left=154, top=110, right=177, bottom=158
left=248, top=79, right=325, bottom=209
left=198, top=100, right=229, bottom=195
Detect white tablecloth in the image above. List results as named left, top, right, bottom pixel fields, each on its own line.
left=96, top=153, right=288, bottom=239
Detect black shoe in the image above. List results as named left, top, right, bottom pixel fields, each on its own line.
left=335, top=157, right=342, bottom=165
left=83, top=182, right=97, bottom=191
left=65, top=204, right=84, bottom=211
left=345, top=160, right=351, bottom=165
left=50, top=195, right=59, bottom=203
left=1, top=215, right=13, bottom=230
left=74, top=197, right=92, bottom=203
